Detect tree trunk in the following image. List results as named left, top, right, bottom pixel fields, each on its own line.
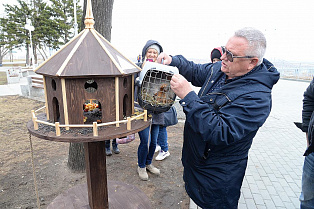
left=0, top=48, right=3, bottom=66
left=81, top=0, right=114, bottom=41
left=67, top=0, right=114, bottom=172
left=67, top=142, right=86, bottom=172
left=33, top=44, right=37, bottom=65
left=36, top=46, right=48, bottom=61
left=92, top=0, right=114, bottom=41
left=26, top=44, right=30, bottom=66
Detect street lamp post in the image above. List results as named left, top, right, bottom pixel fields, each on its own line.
left=24, top=19, right=35, bottom=70
left=73, top=0, right=78, bottom=36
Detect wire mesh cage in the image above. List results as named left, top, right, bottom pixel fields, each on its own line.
left=138, top=68, right=176, bottom=113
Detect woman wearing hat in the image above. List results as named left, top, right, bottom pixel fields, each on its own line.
left=210, top=47, right=223, bottom=63
left=135, top=40, right=171, bottom=180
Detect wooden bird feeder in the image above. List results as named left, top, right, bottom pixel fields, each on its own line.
left=27, top=0, right=152, bottom=208
left=34, top=5, right=140, bottom=129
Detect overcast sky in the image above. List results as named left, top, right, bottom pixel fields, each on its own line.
left=110, top=0, right=314, bottom=63
left=1, top=0, right=314, bottom=63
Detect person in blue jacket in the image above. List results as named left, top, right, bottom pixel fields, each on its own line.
left=157, top=27, right=280, bottom=209
left=295, top=79, right=314, bottom=209
left=135, top=40, right=169, bottom=180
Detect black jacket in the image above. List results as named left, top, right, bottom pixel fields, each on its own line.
left=170, top=55, right=279, bottom=208
left=296, top=79, right=314, bottom=156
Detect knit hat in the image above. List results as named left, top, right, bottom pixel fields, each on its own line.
left=147, top=44, right=161, bottom=55
left=211, top=47, right=223, bottom=62
left=141, top=40, right=163, bottom=62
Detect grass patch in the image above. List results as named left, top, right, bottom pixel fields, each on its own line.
left=0, top=72, right=8, bottom=85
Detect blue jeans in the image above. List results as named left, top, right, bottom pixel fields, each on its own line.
left=300, top=152, right=314, bottom=209
left=137, top=124, right=159, bottom=168
left=157, top=126, right=168, bottom=152
left=105, top=139, right=117, bottom=148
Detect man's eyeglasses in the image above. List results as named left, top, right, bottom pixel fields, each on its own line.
left=221, top=46, right=255, bottom=62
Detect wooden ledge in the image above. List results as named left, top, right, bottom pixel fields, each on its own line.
left=27, top=113, right=151, bottom=143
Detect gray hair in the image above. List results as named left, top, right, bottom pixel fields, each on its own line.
left=234, top=27, right=266, bottom=65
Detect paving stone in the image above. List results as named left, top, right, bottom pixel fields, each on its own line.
left=266, top=185, right=277, bottom=195
left=283, top=201, right=298, bottom=209
left=245, top=198, right=257, bottom=209
left=278, top=191, right=291, bottom=202
left=290, top=196, right=301, bottom=208
left=249, top=183, right=260, bottom=194
left=271, top=181, right=285, bottom=192
left=288, top=182, right=301, bottom=193
left=259, top=189, right=272, bottom=200
left=283, top=186, right=299, bottom=197
left=238, top=203, right=248, bottom=209
left=239, top=192, right=246, bottom=204
left=242, top=187, right=253, bottom=199
left=252, top=193, right=264, bottom=205
left=271, top=195, right=285, bottom=207
left=264, top=199, right=276, bottom=209
left=261, top=176, right=272, bottom=186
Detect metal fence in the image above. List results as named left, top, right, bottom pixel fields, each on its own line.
left=273, top=61, right=314, bottom=81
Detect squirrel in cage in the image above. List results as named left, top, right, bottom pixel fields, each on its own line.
left=154, top=84, right=169, bottom=104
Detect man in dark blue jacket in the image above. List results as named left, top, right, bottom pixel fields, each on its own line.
left=296, top=79, right=314, bottom=209
left=157, top=27, right=280, bottom=208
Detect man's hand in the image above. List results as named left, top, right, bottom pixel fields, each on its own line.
left=170, top=74, right=193, bottom=99
left=157, top=52, right=172, bottom=65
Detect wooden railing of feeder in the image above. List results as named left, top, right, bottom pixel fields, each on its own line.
left=31, top=108, right=148, bottom=137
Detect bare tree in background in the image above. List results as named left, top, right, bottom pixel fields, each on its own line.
left=67, top=0, right=114, bottom=172
left=84, top=0, right=114, bottom=40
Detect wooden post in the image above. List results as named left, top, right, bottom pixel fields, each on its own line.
left=61, top=78, right=69, bottom=130
left=84, top=142, right=109, bottom=209
left=127, top=117, right=131, bottom=130
left=93, top=122, right=98, bottom=136
left=55, top=122, right=60, bottom=136
left=33, top=117, right=38, bottom=130
left=31, top=110, right=38, bottom=130
left=45, top=103, right=49, bottom=120
left=132, top=74, right=134, bottom=115
left=43, top=77, right=49, bottom=120
left=115, top=77, right=119, bottom=127
left=144, top=110, right=147, bottom=122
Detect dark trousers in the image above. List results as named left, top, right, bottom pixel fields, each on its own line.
left=105, top=139, right=117, bottom=148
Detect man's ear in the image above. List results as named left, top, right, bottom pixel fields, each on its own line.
left=248, top=58, right=259, bottom=70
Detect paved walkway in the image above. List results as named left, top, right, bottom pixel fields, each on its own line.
left=0, top=69, right=310, bottom=208
left=0, top=67, right=27, bottom=96
left=238, top=79, right=310, bottom=209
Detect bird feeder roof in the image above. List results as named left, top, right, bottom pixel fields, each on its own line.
left=35, top=0, right=140, bottom=78
left=35, top=29, right=141, bottom=78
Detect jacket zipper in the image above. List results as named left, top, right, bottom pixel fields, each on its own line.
left=200, top=67, right=214, bottom=97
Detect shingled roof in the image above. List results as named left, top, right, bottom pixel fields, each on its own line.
left=35, top=0, right=141, bottom=78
